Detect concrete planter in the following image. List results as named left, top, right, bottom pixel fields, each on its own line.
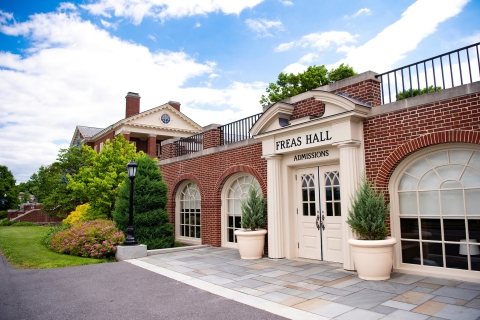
left=234, top=229, right=267, bottom=259
left=349, top=237, right=397, bottom=280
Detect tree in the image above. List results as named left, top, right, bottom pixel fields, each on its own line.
left=260, top=63, right=357, bottom=106
left=113, top=155, right=174, bottom=249
left=68, top=134, right=138, bottom=219
left=0, top=165, right=19, bottom=210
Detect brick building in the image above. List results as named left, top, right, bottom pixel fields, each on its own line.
left=157, top=43, right=480, bottom=282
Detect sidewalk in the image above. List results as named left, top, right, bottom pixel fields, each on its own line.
left=129, top=246, right=480, bottom=320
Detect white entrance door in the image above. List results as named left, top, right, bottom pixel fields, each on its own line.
left=296, top=165, right=343, bottom=262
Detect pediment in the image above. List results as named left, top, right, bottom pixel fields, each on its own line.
left=251, top=91, right=371, bottom=137
left=125, top=104, right=202, bottom=132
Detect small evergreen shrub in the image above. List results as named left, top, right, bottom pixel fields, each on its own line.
left=113, top=156, right=174, bottom=249
left=50, top=219, right=125, bottom=258
left=346, top=175, right=390, bottom=240
left=397, top=86, right=442, bottom=100
left=0, top=219, right=36, bottom=226
left=240, top=186, right=266, bottom=231
left=0, top=210, right=7, bottom=220
left=63, top=203, right=93, bottom=225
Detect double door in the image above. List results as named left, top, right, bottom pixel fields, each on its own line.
left=296, top=165, right=343, bottom=262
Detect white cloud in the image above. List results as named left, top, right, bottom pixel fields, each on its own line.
left=299, top=53, right=317, bottom=63
left=81, top=0, right=264, bottom=25
left=57, top=2, right=77, bottom=12
left=280, top=0, right=293, bottom=5
left=344, top=8, right=371, bottom=19
left=100, top=19, right=121, bottom=29
left=0, top=11, right=265, bottom=182
left=458, top=31, right=480, bottom=45
left=194, top=22, right=201, bottom=28
left=147, top=34, right=156, bottom=41
left=283, top=62, right=308, bottom=74
left=0, top=10, right=14, bottom=24
left=245, top=18, right=284, bottom=38
left=335, top=0, right=470, bottom=72
left=275, top=31, right=358, bottom=52
left=209, top=73, right=219, bottom=78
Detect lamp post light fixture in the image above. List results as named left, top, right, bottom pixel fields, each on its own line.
left=124, top=160, right=138, bottom=246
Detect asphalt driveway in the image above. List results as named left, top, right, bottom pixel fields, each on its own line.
left=0, top=254, right=285, bottom=320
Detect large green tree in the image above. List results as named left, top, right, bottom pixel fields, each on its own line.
left=68, top=134, right=138, bottom=219
left=0, top=165, right=18, bottom=210
left=260, top=63, right=357, bottom=106
left=113, top=155, right=174, bottom=249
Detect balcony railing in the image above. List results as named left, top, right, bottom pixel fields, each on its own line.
left=376, top=42, right=480, bottom=104
left=174, top=132, right=203, bottom=157
left=219, top=113, right=263, bottom=145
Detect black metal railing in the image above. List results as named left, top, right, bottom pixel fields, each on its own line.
left=219, top=113, right=262, bottom=145
left=376, top=42, right=480, bottom=104
left=174, top=132, right=203, bottom=157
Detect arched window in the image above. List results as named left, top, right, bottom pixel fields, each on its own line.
left=176, top=181, right=201, bottom=243
left=396, top=149, right=480, bottom=272
left=222, top=173, right=260, bottom=247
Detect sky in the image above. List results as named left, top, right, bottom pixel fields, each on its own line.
left=0, top=0, right=479, bottom=183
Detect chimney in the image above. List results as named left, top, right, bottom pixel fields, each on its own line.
left=126, top=92, right=140, bottom=118
left=169, top=100, right=181, bottom=112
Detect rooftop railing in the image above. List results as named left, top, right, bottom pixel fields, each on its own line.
left=376, top=42, right=480, bottom=104
left=219, top=113, right=263, bottom=145
left=174, top=132, right=203, bottom=157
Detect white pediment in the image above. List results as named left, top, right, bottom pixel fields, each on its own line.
left=251, top=91, right=371, bottom=137
left=126, top=104, right=201, bottom=132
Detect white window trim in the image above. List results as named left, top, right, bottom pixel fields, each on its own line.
left=156, top=143, right=161, bottom=157
left=389, top=143, right=480, bottom=281
left=175, top=180, right=201, bottom=245
left=99, top=142, right=104, bottom=151
left=221, top=172, right=260, bottom=249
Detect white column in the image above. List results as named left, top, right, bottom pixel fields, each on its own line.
left=334, top=140, right=361, bottom=271
left=264, top=155, right=284, bottom=259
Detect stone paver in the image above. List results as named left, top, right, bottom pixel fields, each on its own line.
left=136, top=247, right=480, bottom=320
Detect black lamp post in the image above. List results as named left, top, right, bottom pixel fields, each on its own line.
left=124, top=160, right=138, bottom=246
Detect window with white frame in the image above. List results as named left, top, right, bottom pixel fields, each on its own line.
left=397, top=149, right=480, bottom=272
left=224, top=174, right=260, bottom=245
left=94, top=145, right=97, bottom=153
left=156, top=143, right=161, bottom=157
left=99, top=142, right=104, bottom=151
left=178, top=182, right=201, bottom=240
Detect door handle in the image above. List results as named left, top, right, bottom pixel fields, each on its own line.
left=321, top=214, right=325, bottom=231
left=315, top=215, right=320, bottom=230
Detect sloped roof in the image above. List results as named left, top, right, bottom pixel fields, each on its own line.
left=78, top=126, right=103, bottom=138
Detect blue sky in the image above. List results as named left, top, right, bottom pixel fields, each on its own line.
left=0, top=0, right=478, bottom=182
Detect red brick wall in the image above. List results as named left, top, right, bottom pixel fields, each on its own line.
left=331, top=79, right=381, bottom=107
left=203, top=129, right=221, bottom=149
left=126, top=95, right=140, bottom=118
left=291, top=98, right=325, bottom=120
left=93, top=132, right=115, bottom=152
left=160, top=143, right=176, bottom=160
left=8, top=205, right=64, bottom=224
left=364, top=92, right=480, bottom=231
left=160, top=142, right=267, bottom=248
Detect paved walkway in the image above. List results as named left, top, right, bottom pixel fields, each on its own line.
left=130, top=246, right=480, bottom=320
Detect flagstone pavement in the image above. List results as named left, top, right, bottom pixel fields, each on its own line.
left=128, top=246, right=480, bottom=320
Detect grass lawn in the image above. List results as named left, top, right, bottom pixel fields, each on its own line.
left=0, top=226, right=108, bottom=269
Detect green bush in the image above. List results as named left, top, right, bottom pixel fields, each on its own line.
left=113, top=156, right=174, bottom=249
left=0, top=211, right=7, bottom=220
left=240, top=186, right=266, bottom=231
left=0, top=219, right=36, bottom=227
left=397, top=86, right=442, bottom=100
left=41, top=223, right=71, bottom=247
left=50, top=219, right=124, bottom=258
left=346, top=175, right=390, bottom=240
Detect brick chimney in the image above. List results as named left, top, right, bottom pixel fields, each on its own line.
left=169, top=100, right=181, bottom=112
left=126, top=92, right=140, bottom=118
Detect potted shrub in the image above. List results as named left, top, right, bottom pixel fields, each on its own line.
left=234, top=186, right=267, bottom=259
left=347, top=175, right=396, bottom=280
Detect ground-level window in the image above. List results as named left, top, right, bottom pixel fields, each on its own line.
left=223, top=173, right=260, bottom=246
left=176, top=181, right=201, bottom=242
left=156, top=143, right=161, bottom=157
left=397, top=149, right=480, bottom=272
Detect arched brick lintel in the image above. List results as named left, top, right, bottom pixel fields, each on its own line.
left=168, top=173, right=203, bottom=201
left=215, top=165, right=267, bottom=197
left=375, top=130, right=480, bottom=189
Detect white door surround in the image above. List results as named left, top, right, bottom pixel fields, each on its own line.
left=252, top=91, right=369, bottom=270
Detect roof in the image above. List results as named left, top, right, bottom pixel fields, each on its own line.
left=77, top=126, right=103, bottom=138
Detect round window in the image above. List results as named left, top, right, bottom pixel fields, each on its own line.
left=160, top=114, right=170, bottom=125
